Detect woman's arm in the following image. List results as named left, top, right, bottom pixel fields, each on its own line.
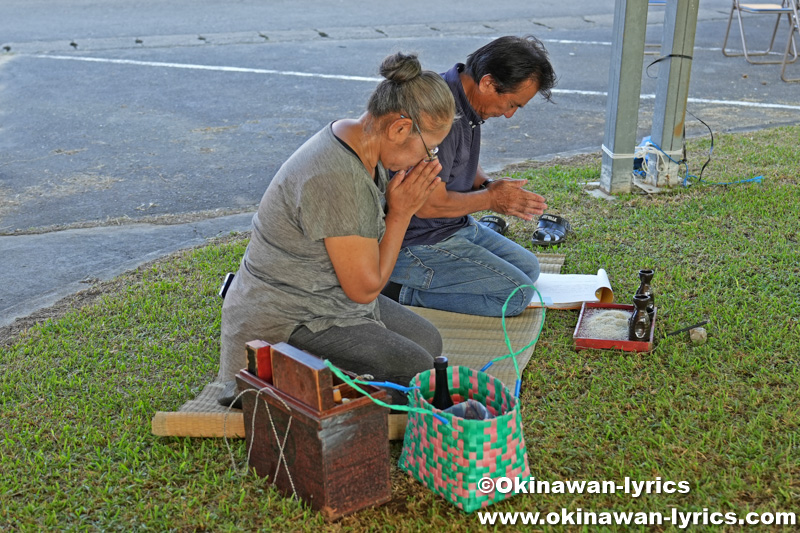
left=325, top=160, right=441, bottom=303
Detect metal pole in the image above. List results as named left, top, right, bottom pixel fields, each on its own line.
left=600, top=0, right=649, bottom=194
left=648, top=0, right=700, bottom=187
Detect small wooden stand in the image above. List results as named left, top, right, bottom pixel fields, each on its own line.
left=236, top=342, right=391, bottom=520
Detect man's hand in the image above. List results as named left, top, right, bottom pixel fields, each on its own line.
left=486, top=178, right=547, bottom=221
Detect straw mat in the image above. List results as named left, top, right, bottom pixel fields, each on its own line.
left=151, top=254, right=565, bottom=439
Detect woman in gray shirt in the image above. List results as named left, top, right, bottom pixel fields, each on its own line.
left=218, top=52, right=456, bottom=405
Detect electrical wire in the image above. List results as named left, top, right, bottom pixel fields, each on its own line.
left=647, top=139, right=762, bottom=187
left=687, top=110, right=713, bottom=182
left=640, top=53, right=761, bottom=187
left=645, top=53, right=693, bottom=79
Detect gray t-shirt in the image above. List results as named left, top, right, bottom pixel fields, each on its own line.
left=218, top=123, right=388, bottom=381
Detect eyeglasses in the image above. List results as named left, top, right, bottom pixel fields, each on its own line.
left=401, top=115, right=439, bottom=161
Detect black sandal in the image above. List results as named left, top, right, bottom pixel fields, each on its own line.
left=531, top=213, right=571, bottom=246
left=478, top=215, right=509, bottom=235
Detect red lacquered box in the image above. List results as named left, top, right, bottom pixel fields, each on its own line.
left=573, top=302, right=657, bottom=352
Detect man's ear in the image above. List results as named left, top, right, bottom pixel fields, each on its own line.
left=478, top=74, right=498, bottom=94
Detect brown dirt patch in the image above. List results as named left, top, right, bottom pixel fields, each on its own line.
left=3, top=207, right=256, bottom=236
left=493, top=151, right=601, bottom=176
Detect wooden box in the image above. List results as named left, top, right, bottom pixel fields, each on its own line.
left=235, top=343, right=391, bottom=520
left=573, top=302, right=657, bottom=352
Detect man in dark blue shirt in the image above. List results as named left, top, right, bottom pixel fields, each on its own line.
left=386, top=36, right=557, bottom=317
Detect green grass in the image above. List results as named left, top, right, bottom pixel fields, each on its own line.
left=2, top=125, right=799, bottom=531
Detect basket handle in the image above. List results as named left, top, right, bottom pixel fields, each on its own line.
left=480, top=284, right=546, bottom=398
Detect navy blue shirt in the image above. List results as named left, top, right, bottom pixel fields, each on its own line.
left=402, top=64, right=484, bottom=247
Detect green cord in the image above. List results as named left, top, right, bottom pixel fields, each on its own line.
left=324, top=359, right=449, bottom=423
left=488, top=284, right=546, bottom=385
left=324, top=284, right=546, bottom=418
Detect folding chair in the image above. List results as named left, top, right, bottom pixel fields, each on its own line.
left=722, top=0, right=799, bottom=65
left=781, top=0, right=800, bottom=80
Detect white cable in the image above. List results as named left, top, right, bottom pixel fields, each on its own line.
left=601, top=144, right=636, bottom=159
left=634, top=141, right=684, bottom=186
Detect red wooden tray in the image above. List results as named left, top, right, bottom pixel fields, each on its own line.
left=573, top=302, right=657, bottom=352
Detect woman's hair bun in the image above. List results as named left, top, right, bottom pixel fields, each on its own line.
left=366, top=51, right=454, bottom=128
left=379, top=52, right=422, bottom=83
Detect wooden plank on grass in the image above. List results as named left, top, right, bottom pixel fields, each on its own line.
left=151, top=411, right=245, bottom=438
left=151, top=411, right=408, bottom=440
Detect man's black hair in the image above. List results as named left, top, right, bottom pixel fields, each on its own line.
left=465, top=35, right=557, bottom=101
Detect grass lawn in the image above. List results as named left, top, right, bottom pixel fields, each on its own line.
left=1, top=125, right=798, bottom=531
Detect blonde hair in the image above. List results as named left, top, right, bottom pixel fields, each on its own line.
left=367, top=52, right=455, bottom=132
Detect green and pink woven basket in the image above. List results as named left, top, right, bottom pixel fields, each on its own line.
left=327, top=285, right=543, bottom=514
left=397, top=364, right=530, bottom=513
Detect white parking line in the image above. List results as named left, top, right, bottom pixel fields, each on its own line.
left=542, top=38, right=723, bottom=52
left=30, top=54, right=800, bottom=111
left=30, top=54, right=383, bottom=82
left=552, top=89, right=800, bottom=111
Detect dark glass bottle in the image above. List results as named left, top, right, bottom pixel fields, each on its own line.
left=431, top=356, right=454, bottom=410
left=635, top=269, right=655, bottom=318
left=629, top=294, right=652, bottom=341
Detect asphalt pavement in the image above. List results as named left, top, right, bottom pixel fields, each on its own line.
left=0, top=213, right=253, bottom=327
left=2, top=0, right=799, bottom=328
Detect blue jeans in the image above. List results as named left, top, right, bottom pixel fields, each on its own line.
left=391, top=217, right=540, bottom=317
